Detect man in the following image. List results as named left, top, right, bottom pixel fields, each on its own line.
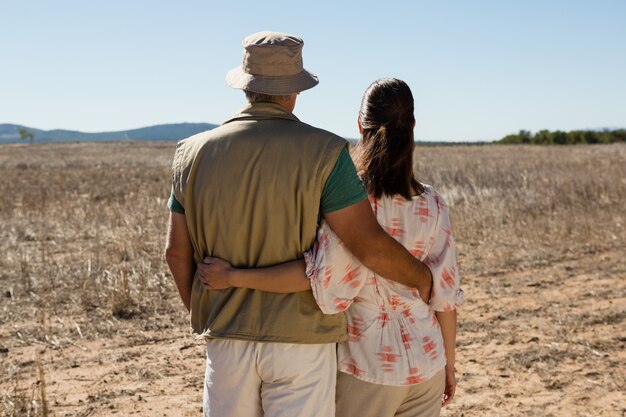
left=164, top=31, right=432, bottom=417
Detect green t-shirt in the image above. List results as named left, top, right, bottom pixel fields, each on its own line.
left=167, top=147, right=367, bottom=215
left=168, top=188, right=185, bottom=214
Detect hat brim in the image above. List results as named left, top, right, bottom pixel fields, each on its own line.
left=226, top=66, right=319, bottom=95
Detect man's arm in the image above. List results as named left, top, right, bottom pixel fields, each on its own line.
left=324, top=199, right=433, bottom=302
left=164, top=211, right=195, bottom=311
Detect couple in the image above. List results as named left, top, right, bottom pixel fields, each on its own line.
left=165, top=31, right=462, bottom=417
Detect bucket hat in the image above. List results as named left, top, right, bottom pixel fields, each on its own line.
left=226, top=31, right=319, bottom=95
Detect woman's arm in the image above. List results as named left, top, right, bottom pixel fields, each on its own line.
left=195, top=257, right=310, bottom=293
left=435, top=310, right=457, bottom=407
left=197, top=220, right=370, bottom=314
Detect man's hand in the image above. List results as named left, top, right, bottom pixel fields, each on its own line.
left=196, top=257, right=234, bottom=290
left=420, top=274, right=433, bottom=305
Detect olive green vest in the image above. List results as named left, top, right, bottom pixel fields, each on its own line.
left=172, top=102, right=347, bottom=343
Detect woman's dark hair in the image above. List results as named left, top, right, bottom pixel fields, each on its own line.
left=354, top=78, right=423, bottom=199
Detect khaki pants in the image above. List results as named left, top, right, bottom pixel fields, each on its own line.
left=203, top=339, right=336, bottom=417
left=336, top=369, right=445, bottom=417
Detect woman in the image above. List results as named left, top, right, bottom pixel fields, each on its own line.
left=196, top=78, right=463, bottom=417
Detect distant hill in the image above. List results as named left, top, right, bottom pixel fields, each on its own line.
left=0, top=123, right=218, bottom=144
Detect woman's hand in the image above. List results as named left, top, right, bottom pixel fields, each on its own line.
left=195, top=257, right=235, bottom=290
left=441, top=365, right=456, bottom=407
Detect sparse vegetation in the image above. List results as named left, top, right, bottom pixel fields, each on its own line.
left=0, top=142, right=624, bottom=416
left=18, top=128, right=35, bottom=145
left=497, top=128, right=626, bottom=145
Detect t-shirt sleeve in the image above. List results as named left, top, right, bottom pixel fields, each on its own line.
left=167, top=189, right=185, bottom=214
left=304, top=220, right=369, bottom=314
left=424, top=192, right=463, bottom=312
left=320, top=147, right=368, bottom=214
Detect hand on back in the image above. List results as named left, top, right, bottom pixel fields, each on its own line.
left=196, top=257, right=234, bottom=290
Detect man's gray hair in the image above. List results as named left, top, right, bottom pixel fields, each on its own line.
left=244, top=90, right=294, bottom=104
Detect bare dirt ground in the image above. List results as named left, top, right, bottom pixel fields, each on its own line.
left=1, top=142, right=624, bottom=416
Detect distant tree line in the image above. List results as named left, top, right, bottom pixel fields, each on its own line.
left=497, top=129, right=626, bottom=145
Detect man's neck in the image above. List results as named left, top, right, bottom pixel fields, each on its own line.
left=248, top=96, right=297, bottom=113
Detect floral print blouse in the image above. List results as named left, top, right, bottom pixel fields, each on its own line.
left=304, top=184, right=463, bottom=386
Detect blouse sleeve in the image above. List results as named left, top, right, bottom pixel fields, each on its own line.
left=304, top=220, right=369, bottom=314
left=424, top=192, right=464, bottom=312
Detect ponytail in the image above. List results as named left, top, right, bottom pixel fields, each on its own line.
left=357, top=124, right=421, bottom=199
left=355, top=78, right=422, bottom=200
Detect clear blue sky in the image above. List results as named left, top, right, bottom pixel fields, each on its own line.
left=2, top=0, right=625, bottom=141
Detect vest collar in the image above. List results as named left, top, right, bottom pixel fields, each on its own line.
left=223, top=102, right=300, bottom=125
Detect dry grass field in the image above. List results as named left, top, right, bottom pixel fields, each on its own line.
left=0, top=142, right=624, bottom=417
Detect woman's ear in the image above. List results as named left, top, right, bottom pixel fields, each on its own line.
left=412, top=120, right=416, bottom=129
left=358, top=117, right=364, bottom=134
